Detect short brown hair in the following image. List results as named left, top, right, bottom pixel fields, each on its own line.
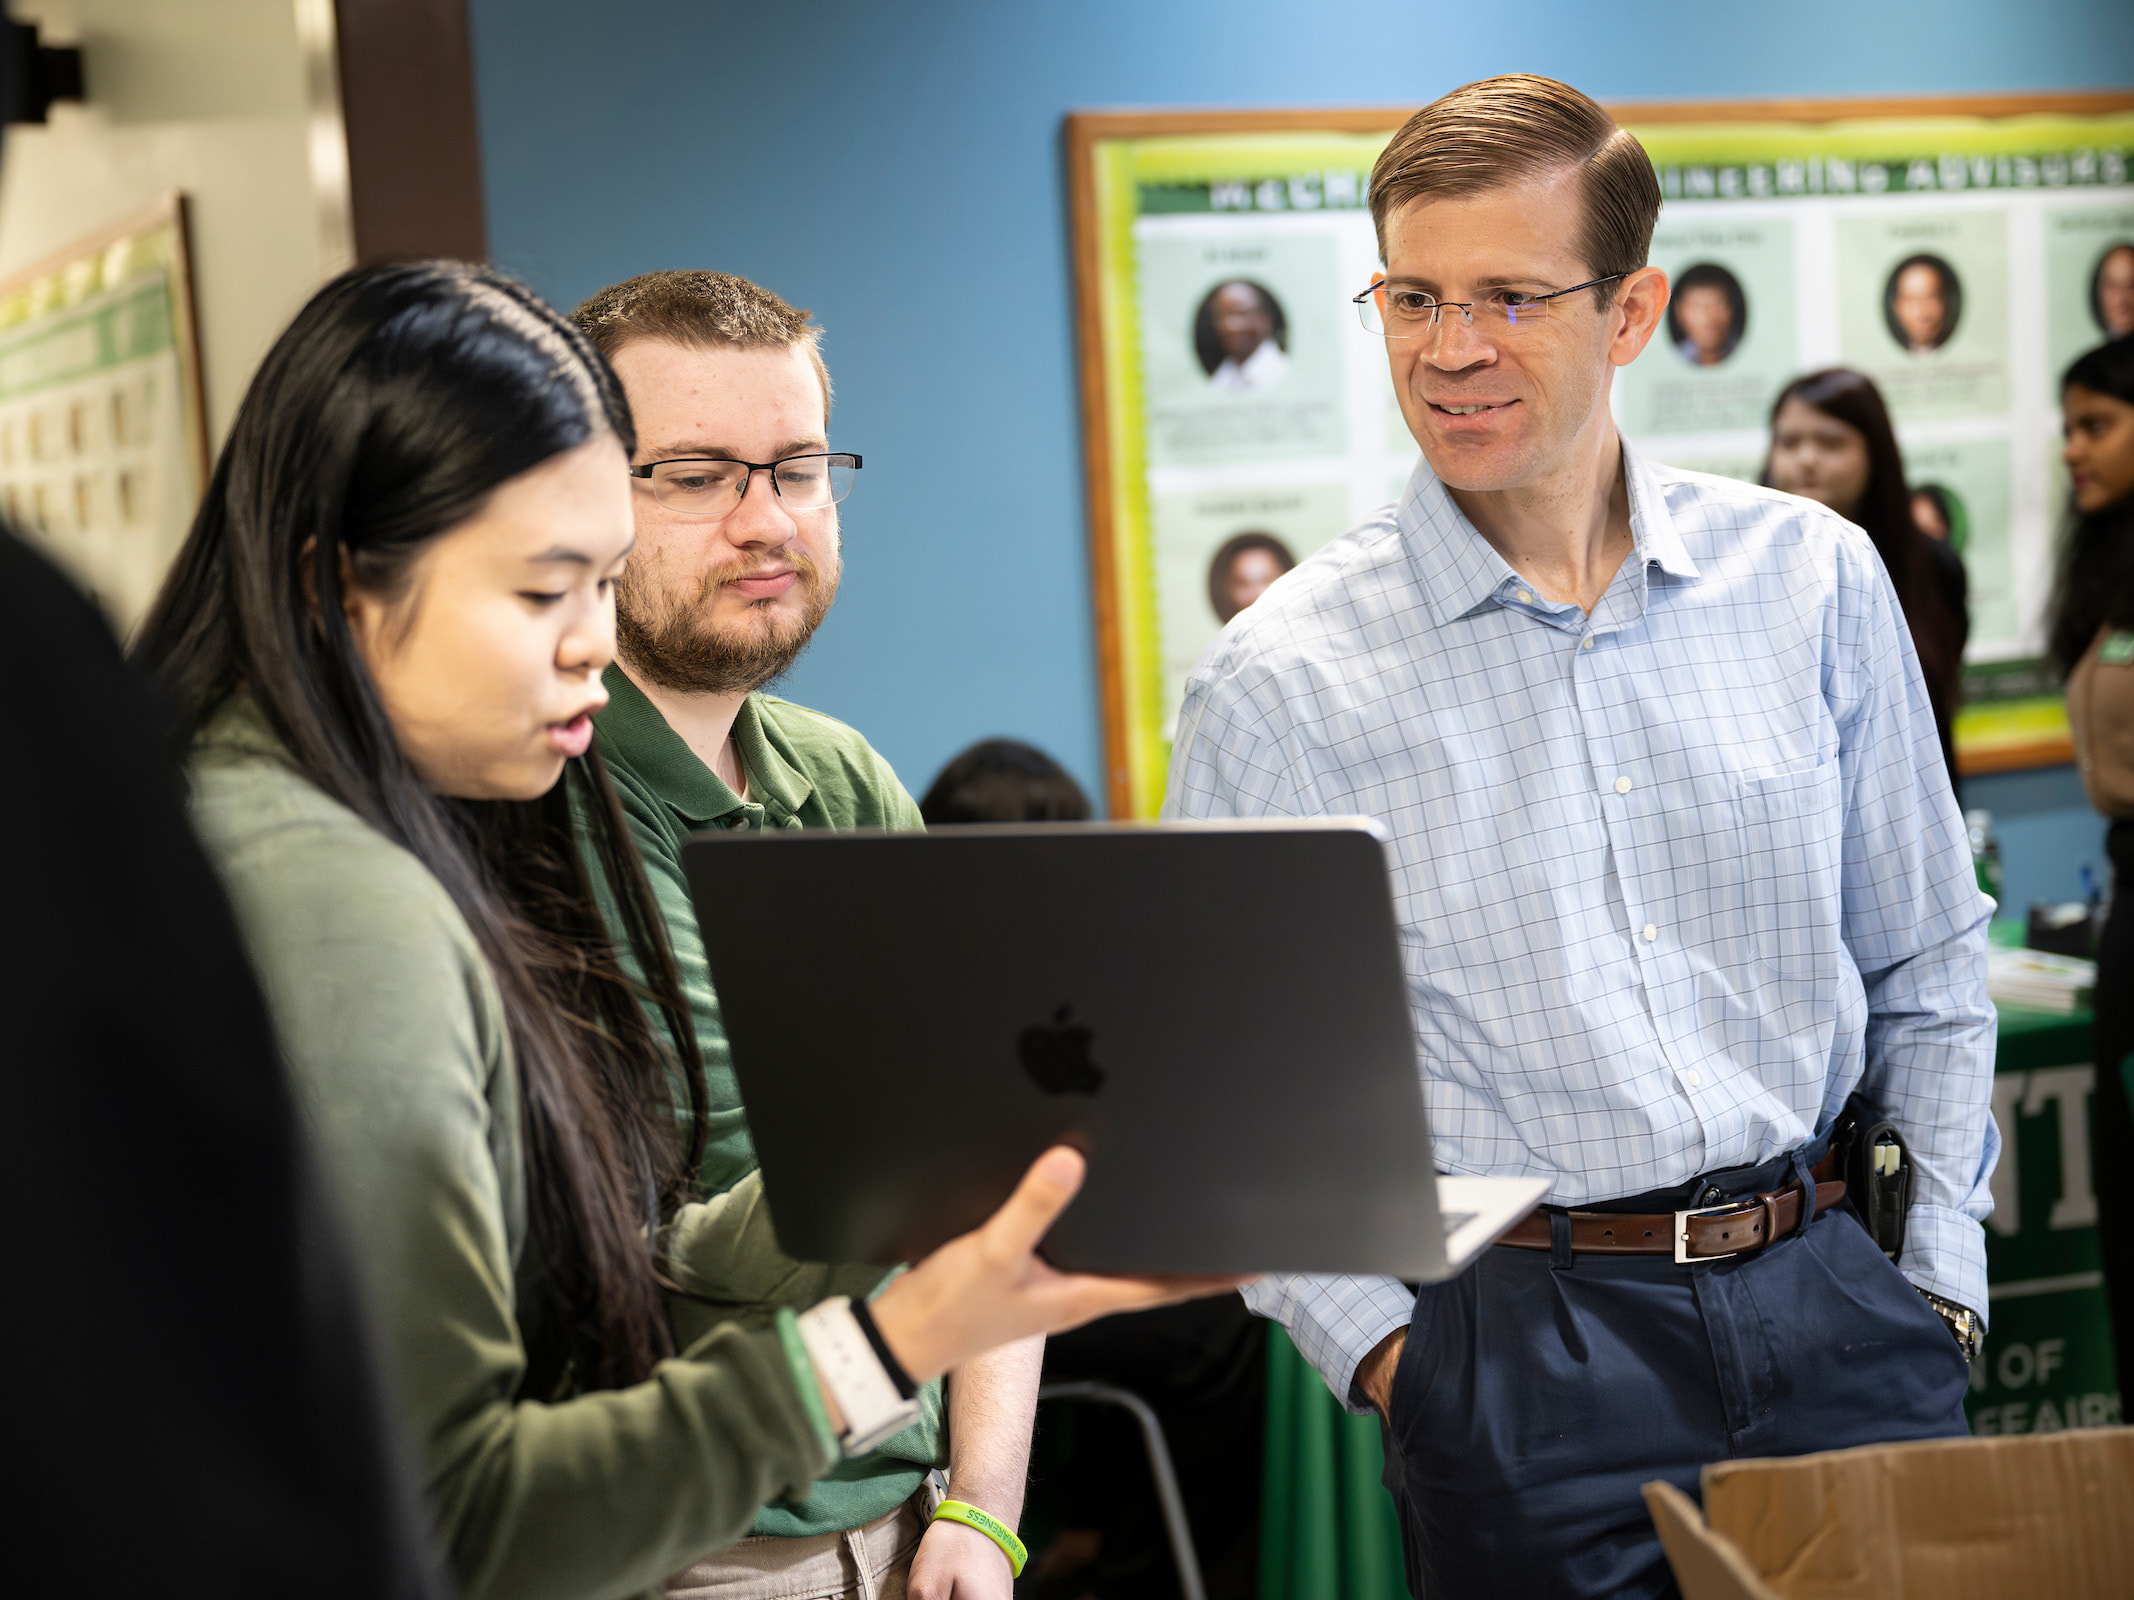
left=571, top=269, right=832, bottom=416
left=1369, top=75, right=1661, bottom=297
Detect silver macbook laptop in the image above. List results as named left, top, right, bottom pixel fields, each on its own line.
left=681, top=817, right=1544, bottom=1278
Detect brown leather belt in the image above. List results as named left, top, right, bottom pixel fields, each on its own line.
left=1499, top=1154, right=1846, bottom=1263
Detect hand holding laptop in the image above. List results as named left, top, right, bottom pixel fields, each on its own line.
left=867, top=1145, right=1253, bottom=1385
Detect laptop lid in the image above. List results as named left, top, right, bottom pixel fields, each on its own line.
left=683, top=818, right=1462, bottom=1277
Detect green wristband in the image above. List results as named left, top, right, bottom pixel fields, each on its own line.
left=931, top=1498, right=1028, bottom=1577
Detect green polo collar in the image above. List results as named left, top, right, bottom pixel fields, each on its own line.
left=595, top=664, right=815, bottom=827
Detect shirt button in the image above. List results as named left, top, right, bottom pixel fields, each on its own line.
left=1516, top=589, right=1534, bottom=604
left=1581, top=635, right=1595, bottom=650
left=1614, top=776, right=1633, bottom=795
left=1642, top=923, right=1657, bottom=942
left=1685, top=1071, right=1702, bottom=1088
left=728, top=816, right=749, bottom=830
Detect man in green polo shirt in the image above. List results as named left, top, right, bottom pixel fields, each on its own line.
left=573, top=271, right=1038, bottom=1600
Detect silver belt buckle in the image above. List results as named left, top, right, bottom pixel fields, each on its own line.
left=1673, top=1198, right=1760, bottom=1264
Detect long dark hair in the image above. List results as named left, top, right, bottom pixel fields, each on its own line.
left=135, top=261, right=706, bottom=1395
left=1764, top=368, right=1959, bottom=721
left=2048, top=334, right=2134, bottom=675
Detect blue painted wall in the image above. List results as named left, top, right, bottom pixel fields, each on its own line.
left=467, top=0, right=2132, bottom=840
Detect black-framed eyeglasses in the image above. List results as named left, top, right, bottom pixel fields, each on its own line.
left=1353, top=274, right=1624, bottom=338
left=627, top=452, right=861, bottom=518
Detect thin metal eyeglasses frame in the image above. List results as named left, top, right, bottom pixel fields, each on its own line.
left=1354, top=273, right=1625, bottom=333
left=626, top=451, right=863, bottom=512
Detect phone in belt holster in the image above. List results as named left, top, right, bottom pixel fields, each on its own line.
left=1829, top=1090, right=1912, bottom=1259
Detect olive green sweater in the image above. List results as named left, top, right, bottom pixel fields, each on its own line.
left=188, top=698, right=852, bottom=1600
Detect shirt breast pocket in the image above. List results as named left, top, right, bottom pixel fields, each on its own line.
left=1736, top=759, right=1844, bottom=1008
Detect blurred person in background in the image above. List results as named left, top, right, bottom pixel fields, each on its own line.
left=135, top=259, right=1231, bottom=1600
left=919, top=738, right=1095, bottom=824
left=2045, top=332, right=2134, bottom=1390
left=4, top=522, right=443, bottom=1600
left=920, top=740, right=1267, bottom=1600
left=1765, top=368, right=1969, bottom=798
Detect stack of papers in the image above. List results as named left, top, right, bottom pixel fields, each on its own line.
left=1986, top=947, right=2097, bottom=1014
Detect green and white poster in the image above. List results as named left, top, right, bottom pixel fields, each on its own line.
left=1075, top=105, right=2134, bottom=816
left=0, top=197, right=206, bottom=637
left=1616, top=217, right=1797, bottom=437
left=1836, top=210, right=2010, bottom=420
left=1137, top=231, right=1346, bottom=466
left=1151, top=481, right=1351, bottom=736
left=1903, top=437, right=2016, bottom=642
left=2046, top=201, right=2134, bottom=386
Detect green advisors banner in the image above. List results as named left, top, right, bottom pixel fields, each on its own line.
left=1073, top=103, right=2134, bottom=815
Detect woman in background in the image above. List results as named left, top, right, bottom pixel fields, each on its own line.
left=1764, top=368, right=1968, bottom=797
left=135, top=261, right=1226, bottom=1600
left=2046, top=333, right=2134, bottom=1392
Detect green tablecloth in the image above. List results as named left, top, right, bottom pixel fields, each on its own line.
left=1967, top=1002, right=2117, bottom=1435
left=1256, top=998, right=2118, bottom=1599
left=1258, top=1327, right=1404, bottom=1600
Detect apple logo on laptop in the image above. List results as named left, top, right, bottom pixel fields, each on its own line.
left=1018, top=1004, right=1105, bottom=1095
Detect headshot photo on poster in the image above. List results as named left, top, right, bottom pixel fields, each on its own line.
left=1150, top=483, right=1346, bottom=734
left=2046, top=205, right=2134, bottom=387
left=1885, top=253, right=1964, bottom=354
left=1614, top=220, right=1794, bottom=439
left=1669, top=262, right=1748, bottom=367
left=2093, top=240, right=2134, bottom=339
left=1195, top=279, right=1289, bottom=393
left=1903, top=437, right=2017, bottom=648
left=1206, top=530, right=1296, bottom=625
left=1910, top=480, right=1969, bottom=557
left=1135, top=231, right=1343, bottom=467
left=1837, top=213, right=2009, bottom=421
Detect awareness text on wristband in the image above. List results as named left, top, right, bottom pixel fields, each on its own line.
left=848, top=1293, right=918, bottom=1400
left=931, top=1499, right=1028, bottom=1578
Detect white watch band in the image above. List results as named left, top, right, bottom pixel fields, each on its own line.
left=796, top=1296, right=922, bottom=1457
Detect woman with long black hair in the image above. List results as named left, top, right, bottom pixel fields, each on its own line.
left=134, top=261, right=1221, bottom=1600
left=1764, top=367, right=1970, bottom=797
left=2047, top=332, right=2134, bottom=1391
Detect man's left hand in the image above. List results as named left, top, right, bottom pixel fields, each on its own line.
left=906, top=1516, right=1014, bottom=1600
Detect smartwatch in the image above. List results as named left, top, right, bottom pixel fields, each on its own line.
left=796, top=1296, right=923, bottom=1457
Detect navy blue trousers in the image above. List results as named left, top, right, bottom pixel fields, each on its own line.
left=1378, top=1148, right=1971, bottom=1599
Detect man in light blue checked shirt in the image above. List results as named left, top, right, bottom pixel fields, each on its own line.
left=1167, top=76, right=1995, bottom=1599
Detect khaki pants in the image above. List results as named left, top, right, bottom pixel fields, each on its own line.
left=667, top=1496, right=926, bottom=1600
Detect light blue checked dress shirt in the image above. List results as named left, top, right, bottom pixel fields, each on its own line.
left=1165, top=443, right=1999, bottom=1413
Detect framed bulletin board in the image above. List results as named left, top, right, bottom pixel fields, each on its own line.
left=1069, top=94, right=2134, bottom=818
left=0, top=194, right=209, bottom=637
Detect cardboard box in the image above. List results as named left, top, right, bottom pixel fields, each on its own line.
left=1642, top=1430, right=2134, bottom=1599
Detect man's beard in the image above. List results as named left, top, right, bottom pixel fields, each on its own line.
left=616, top=548, right=839, bottom=697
